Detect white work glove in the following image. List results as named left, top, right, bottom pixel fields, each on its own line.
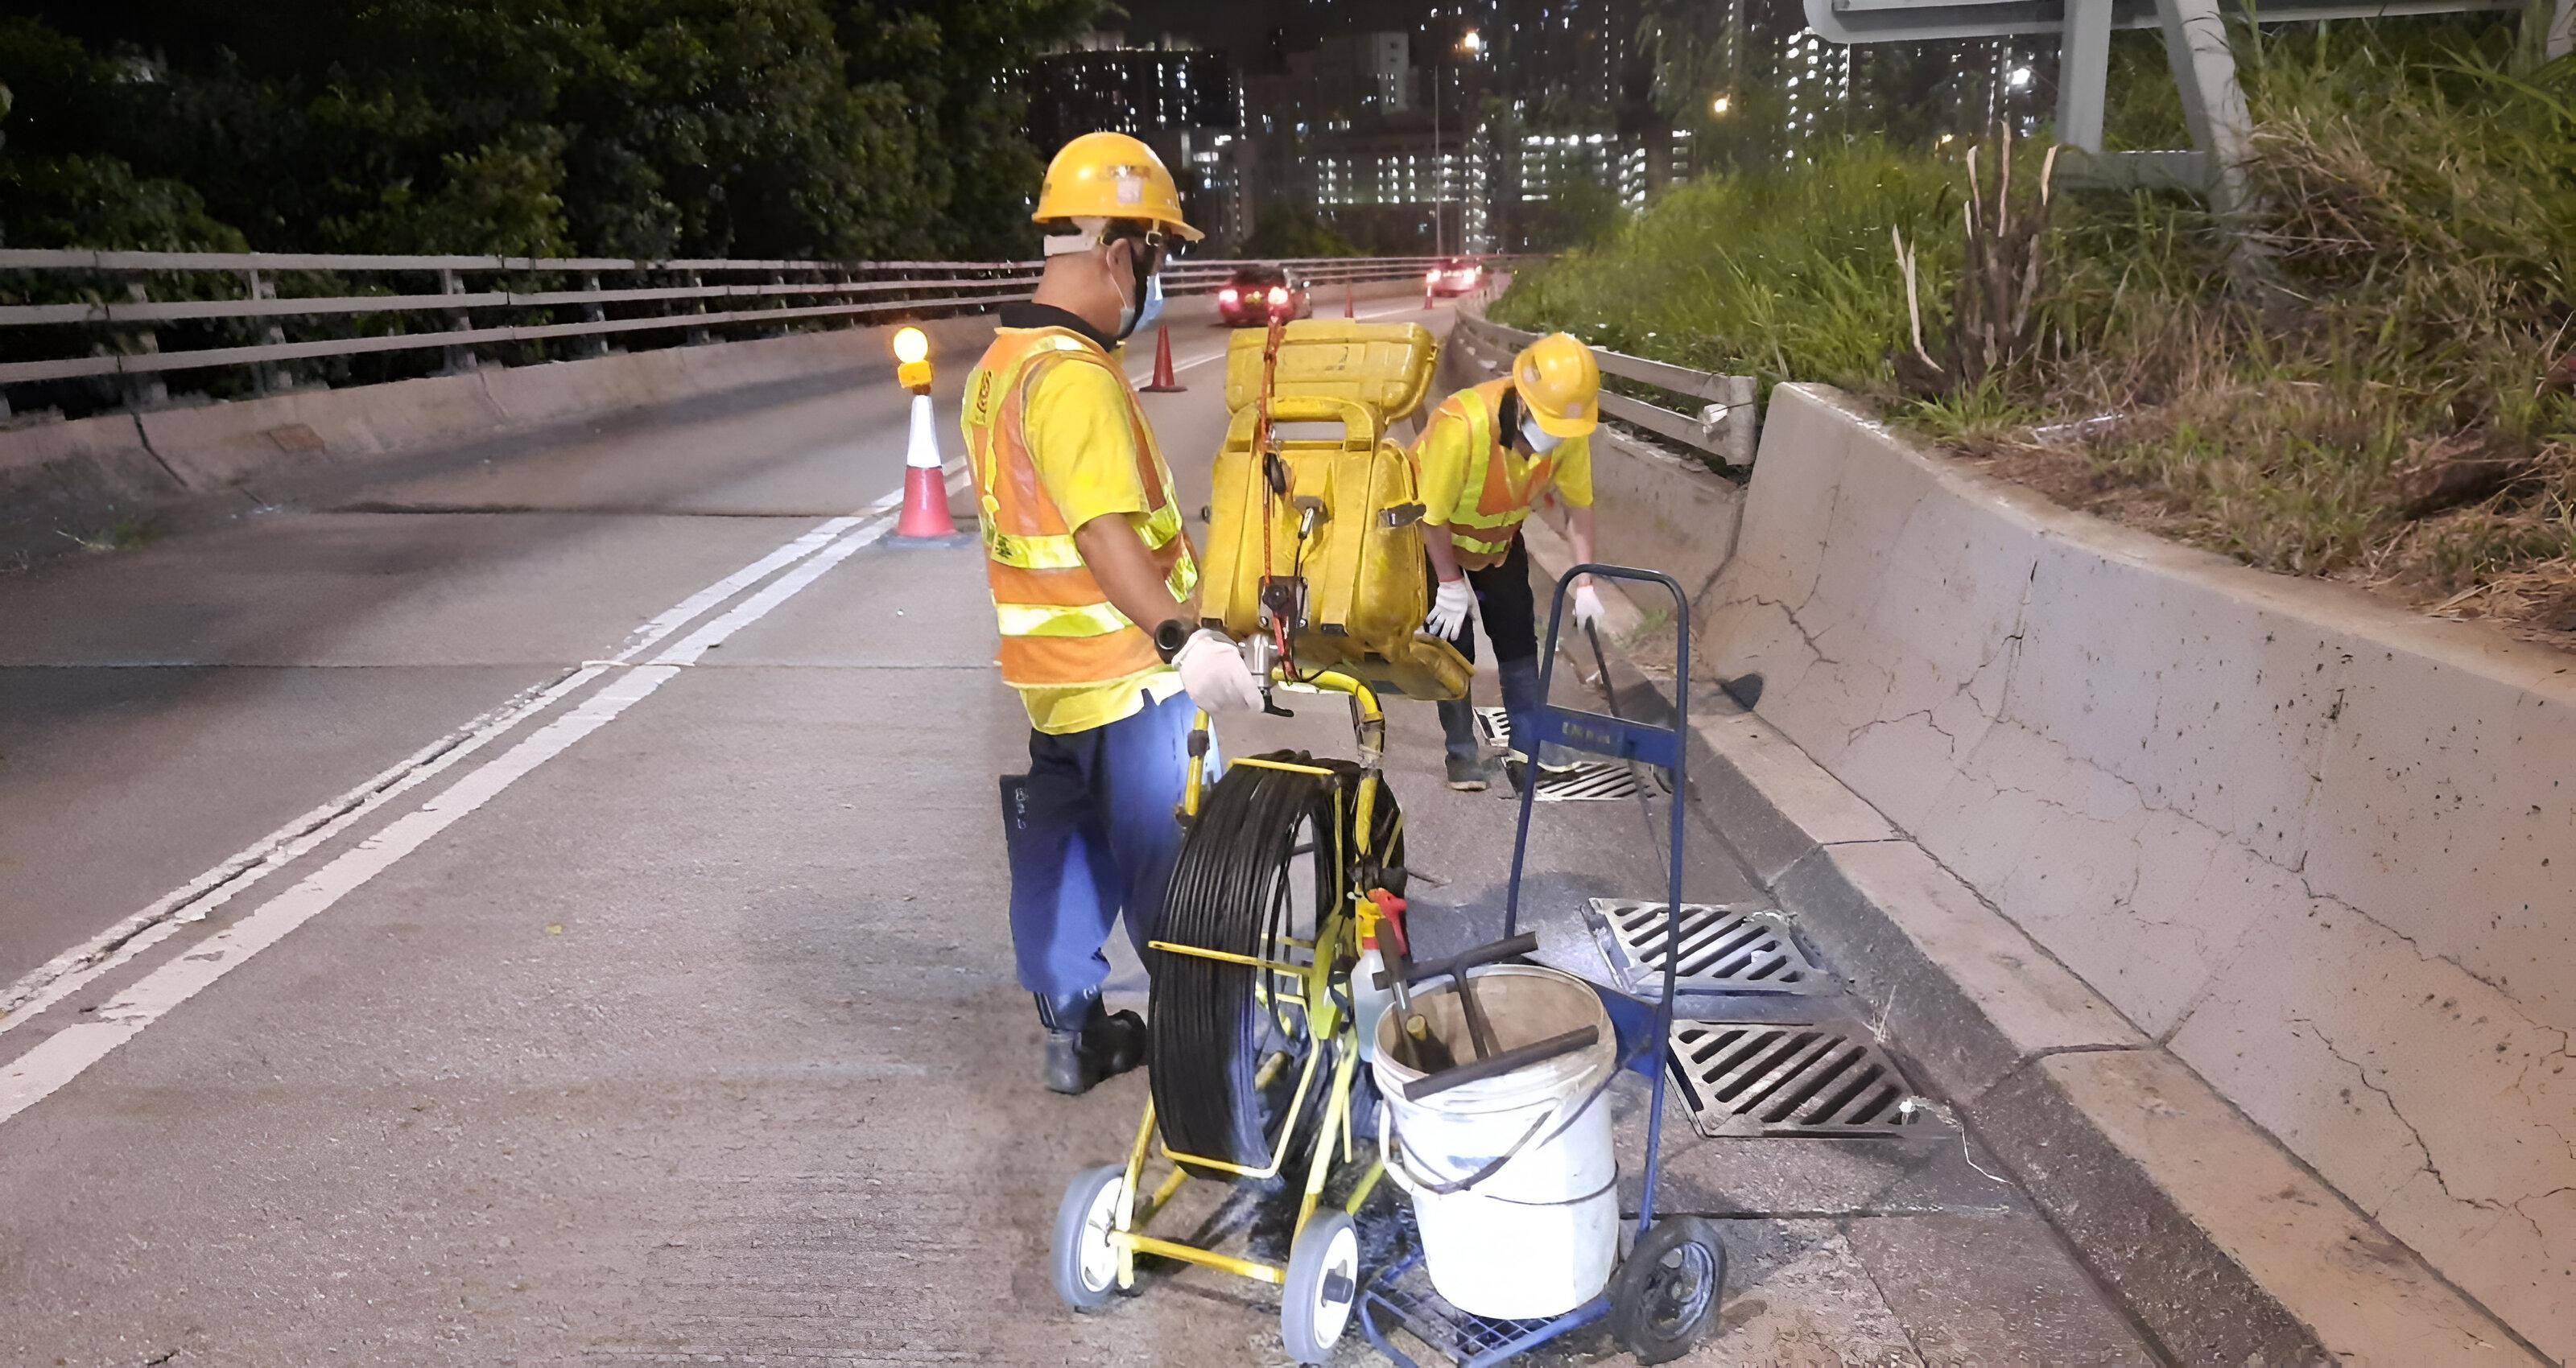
left=1172, top=628, right=1264, bottom=715
left=1424, top=576, right=1473, bottom=640
left=1570, top=583, right=1608, bottom=632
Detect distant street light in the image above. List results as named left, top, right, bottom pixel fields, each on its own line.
left=1459, top=29, right=1483, bottom=55
left=1710, top=93, right=1733, bottom=117
left=2008, top=65, right=2034, bottom=89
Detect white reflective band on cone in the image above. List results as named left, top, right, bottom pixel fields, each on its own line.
left=906, top=393, right=943, bottom=470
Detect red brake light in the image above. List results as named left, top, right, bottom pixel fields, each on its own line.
left=1426, top=270, right=1440, bottom=282
left=1220, top=287, right=1237, bottom=303
left=1268, top=286, right=1287, bottom=305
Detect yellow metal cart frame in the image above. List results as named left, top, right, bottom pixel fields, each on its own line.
left=1053, top=669, right=1399, bottom=1360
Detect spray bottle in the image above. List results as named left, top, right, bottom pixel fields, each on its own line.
left=1353, top=888, right=1407, bottom=1062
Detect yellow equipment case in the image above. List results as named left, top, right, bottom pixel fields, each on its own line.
left=1222, top=320, right=1442, bottom=422
left=1199, top=321, right=1472, bottom=701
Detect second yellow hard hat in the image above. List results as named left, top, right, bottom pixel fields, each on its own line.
left=1514, top=332, right=1600, bottom=439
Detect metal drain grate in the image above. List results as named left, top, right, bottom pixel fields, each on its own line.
left=1475, top=708, right=1673, bottom=802
left=1534, top=760, right=1648, bottom=802
left=1588, top=899, right=1829, bottom=996
left=1666, top=1021, right=1923, bottom=1138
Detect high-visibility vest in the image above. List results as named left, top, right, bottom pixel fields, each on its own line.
left=1419, top=377, right=1555, bottom=570
left=960, top=326, right=1197, bottom=692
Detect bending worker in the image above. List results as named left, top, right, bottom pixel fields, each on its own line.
left=963, top=132, right=1263, bottom=1094
left=1416, top=332, right=1608, bottom=793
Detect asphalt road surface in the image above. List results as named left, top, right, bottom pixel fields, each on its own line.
left=0, top=297, right=2159, bottom=1366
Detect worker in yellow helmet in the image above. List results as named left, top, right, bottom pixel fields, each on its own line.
left=1414, top=332, right=1607, bottom=794
left=963, top=131, right=1261, bottom=1094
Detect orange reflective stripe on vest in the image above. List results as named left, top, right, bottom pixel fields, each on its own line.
left=1430, top=377, right=1554, bottom=565
left=960, top=326, right=1196, bottom=693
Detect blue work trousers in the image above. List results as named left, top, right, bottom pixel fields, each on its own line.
left=1429, top=535, right=1550, bottom=764
left=1001, top=689, right=1204, bottom=1006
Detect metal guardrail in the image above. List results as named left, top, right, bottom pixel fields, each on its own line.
left=1451, top=307, right=1759, bottom=472
left=0, top=250, right=1469, bottom=416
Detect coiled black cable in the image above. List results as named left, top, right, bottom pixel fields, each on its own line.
left=1148, top=753, right=1406, bottom=1172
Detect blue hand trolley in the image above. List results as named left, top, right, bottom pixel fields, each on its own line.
left=1356, top=564, right=1727, bottom=1367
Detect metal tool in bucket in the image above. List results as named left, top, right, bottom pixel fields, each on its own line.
left=1357, top=563, right=1728, bottom=1367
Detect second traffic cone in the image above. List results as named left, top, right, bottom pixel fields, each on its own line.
left=1141, top=323, right=1184, bottom=393
left=1344, top=283, right=1355, bottom=318
left=894, top=391, right=956, bottom=539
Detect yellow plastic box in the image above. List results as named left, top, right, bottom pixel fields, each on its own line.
left=1222, top=321, right=1441, bottom=424
left=1199, top=393, right=1472, bottom=701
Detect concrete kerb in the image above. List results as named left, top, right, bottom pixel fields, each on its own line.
left=1505, top=403, right=2541, bottom=1365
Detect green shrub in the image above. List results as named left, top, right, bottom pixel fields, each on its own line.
left=1494, top=14, right=2576, bottom=638
left=1491, top=141, right=1959, bottom=396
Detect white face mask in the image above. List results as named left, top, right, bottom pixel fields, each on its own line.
left=1521, top=418, right=1565, bottom=455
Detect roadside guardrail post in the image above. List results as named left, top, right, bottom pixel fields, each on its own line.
left=121, top=280, right=169, bottom=410
left=683, top=269, right=710, bottom=347
left=1720, top=376, right=1757, bottom=468
left=581, top=272, right=609, bottom=357
left=438, top=267, right=477, bottom=374
left=246, top=266, right=290, bottom=395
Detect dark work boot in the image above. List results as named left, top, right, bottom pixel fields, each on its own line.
left=1038, top=992, right=1148, bottom=1096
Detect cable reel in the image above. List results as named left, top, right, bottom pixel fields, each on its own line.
left=1147, top=751, right=1404, bottom=1176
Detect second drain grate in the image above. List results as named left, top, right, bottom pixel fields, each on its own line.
left=1666, top=1021, right=1923, bottom=1138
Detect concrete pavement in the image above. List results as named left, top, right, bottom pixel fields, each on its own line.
left=1, top=302, right=2157, bottom=1366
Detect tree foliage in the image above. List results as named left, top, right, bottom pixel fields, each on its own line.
left=0, top=0, right=1104, bottom=258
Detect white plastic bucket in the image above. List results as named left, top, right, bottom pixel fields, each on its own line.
left=1370, top=963, right=1618, bottom=1320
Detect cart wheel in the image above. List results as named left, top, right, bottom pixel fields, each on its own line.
left=1610, top=1215, right=1726, bottom=1365
left=1052, top=1164, right=1131, bottom=1312
left=1281, top=1209, right=1361, bottom=1364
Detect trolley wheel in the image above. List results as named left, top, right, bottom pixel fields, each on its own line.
left=1281, top=1209, right=1362, bottom=1364
left=1052, top=1164, right=1132, bottom=1312
left=1610, top=1215, right=1727, bottom=1365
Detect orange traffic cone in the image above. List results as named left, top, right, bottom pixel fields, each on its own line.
left=894, top=391, right=956, bottom=539
left=1141, top=324, right=1184, bottom=393
left=1344, top=283, right=1355, bottom=319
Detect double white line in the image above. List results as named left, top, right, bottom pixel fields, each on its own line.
left=0, top=464, right=965, bottom=1127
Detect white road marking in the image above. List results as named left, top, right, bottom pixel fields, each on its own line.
left=0, top=464, right=958, bottom=1040
left=0, top=474, right=958, bottom=1128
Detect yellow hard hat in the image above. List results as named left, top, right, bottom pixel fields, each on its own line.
left=1034, top=132, right=1203, bottom=242
left=1514, top=332, right=1600, bottom=439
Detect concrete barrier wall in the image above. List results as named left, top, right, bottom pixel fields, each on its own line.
left=1706, top=385, right=2576, bottom=1360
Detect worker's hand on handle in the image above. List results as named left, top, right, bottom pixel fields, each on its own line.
left=1425, top=576, right=1474, bottom=639
left=1570, top=583, right=1608, bottom=632
left=1173, top=629, right=1265, bottom=715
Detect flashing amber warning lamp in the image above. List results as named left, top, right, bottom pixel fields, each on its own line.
left=894, top=325, right=933, bottom=394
